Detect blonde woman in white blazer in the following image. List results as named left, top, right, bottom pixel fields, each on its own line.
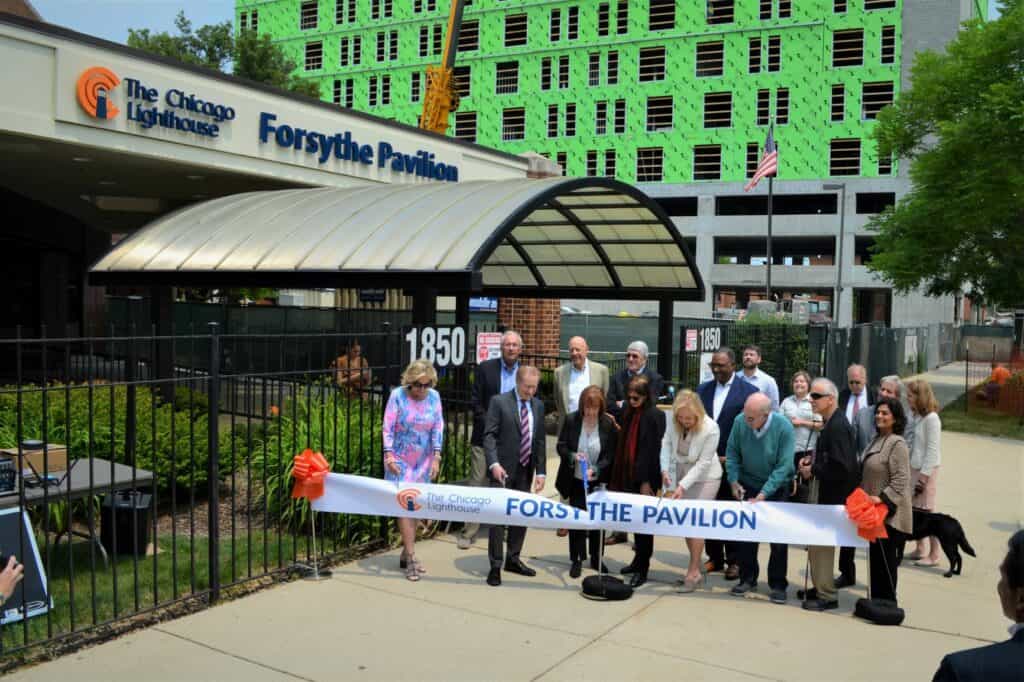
left=906, top=379, right=943, bottom=566
left=660, top=390, right=722, bottom=592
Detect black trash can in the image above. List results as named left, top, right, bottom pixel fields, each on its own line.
left=100, top=490, right=153, bottom=556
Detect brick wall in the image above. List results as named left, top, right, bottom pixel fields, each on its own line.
left=497, top=298, right=561, bottom=367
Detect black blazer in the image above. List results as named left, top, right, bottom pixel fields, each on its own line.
left=555, top=411, right=616, bottom=498
left=611, top=405, right=666, bottom=492
left=696, top=375, right=759, bottom=458
left=838, top=387, right=877, bottom=415
left=483, top=390, right=546, bottom=479
left=932, top=628, right=1024, bottom=682
left=811, top=409, right=860, bottom=505
left=608, top=367, right=665, bottom=417
left=471, top=358, right=510, bottom=446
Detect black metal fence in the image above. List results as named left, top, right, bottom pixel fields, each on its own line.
left=0, top=326, right=479, bottom=661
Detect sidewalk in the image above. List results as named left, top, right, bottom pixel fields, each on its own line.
left=11, top=404, right=1021, bottom=681
left=905, top=361, right=969, bottom=409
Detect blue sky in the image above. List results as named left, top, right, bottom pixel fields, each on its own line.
left=31, top=0, right=1003, bottom=46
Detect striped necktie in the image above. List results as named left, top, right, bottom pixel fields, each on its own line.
left=519, top=400, right=531, bottom=467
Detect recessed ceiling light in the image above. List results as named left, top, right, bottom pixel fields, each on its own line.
left=72, top=156, right=92, bottom=162
left=186, top=175, right=205, bottom=181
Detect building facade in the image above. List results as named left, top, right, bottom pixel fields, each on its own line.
left=247, top=0, right=983, bottom=326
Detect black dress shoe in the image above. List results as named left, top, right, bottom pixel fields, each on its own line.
left=620, top=563, right=638, bottom=575
left=796, top=587, right=818, bottom=601
left=590, top=558, right=609, bottom=573
left=629, top=572, right=648, bottom=588
left=487, top=568, right=501, bottom=586
left=834, top=574, right=856, bottom=589
left=724, top=564, right=741, bottom=581
left=504, top=560, right=536, bottom=577
left=569, top=560, right=582, bottom=578
left=802, top=598, right=839, bottom=612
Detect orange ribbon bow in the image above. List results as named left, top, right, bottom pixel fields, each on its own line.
left=291, top=448, right=331, bottom=501
left=845, top=488, right=889, bottom=542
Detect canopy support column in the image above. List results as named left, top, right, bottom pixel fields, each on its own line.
left=657, top=298, right=674, bottom=387
left=412, top=288, right=438, bottom=326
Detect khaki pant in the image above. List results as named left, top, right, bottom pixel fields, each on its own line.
left=460, top=445, right=488, bottom=540
left=807, top=479, right=837, bottom=601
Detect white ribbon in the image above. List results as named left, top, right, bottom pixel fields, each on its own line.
left=313, top=473, right=867, bottom=547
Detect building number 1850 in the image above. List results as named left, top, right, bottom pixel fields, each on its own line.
left=405, top=326, right=466, bottom=367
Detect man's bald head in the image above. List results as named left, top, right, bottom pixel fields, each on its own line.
left=743, top=393, right=772, bottom=430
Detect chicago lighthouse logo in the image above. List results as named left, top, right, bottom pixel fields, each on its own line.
left=396, top=489, right=422, bottom=512
left=76, top=66, right=120, bottom=120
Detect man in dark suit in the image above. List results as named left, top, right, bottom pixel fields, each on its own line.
left=484, top=365, right=547, bottom=587
left=608, top=340, right=665, bottom=416
left=933, top=529, right=1024, bottom=681
left=458, top=330, right=522, bottom=550
left=696, top=346, right=758, bottom=579
left=835, top=363, right=876, bottom=588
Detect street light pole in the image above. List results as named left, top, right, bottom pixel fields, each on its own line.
left=824, top=183, right=846, bottom=325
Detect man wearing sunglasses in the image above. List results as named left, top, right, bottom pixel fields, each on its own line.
left=797, top=378, right=859, bottom=612
left=608, top=340, right=664, bottom=417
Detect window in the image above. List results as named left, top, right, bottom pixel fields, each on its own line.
left=649, top=0, right=675, bottom=30
left=830, top=138, right=861, bottom=175
left=502, top=107, right=526, bottom=141
left=833, top=29, right=864, bottom=67
left=588, top=53, right=601, bottom=86
left=453, top=65, right=471, bottom=97
left=694, top=145, right=722, bottom=180
left=251, top=10, right=259, bottom=31
left=340, top=37, right=351, bottom=66
left=646, top=95, right=673, bottom=132
left=371, top=0, right=392, bottom=20
left=604, top=149, right=616, bottom=177
left=617, top=0, right=629, bottom=34
left=864, top=0, right=896, bottom=8
left=432, top=25, right=442, bottom=55
left=239, top=11, right=248, bottom=31
left=548, top=104, right=558, bottom=137
left=368, top=75, right=378, bottom=106
left=454, top=111, right=477, bottom=143
left=352, top=35, right=361, bottom=64
left=332, top=78, right=342, bottom=104
left=696, top=41, right=724, bottom=77
left=496, top=61, right=519, bottom=94
left=558, top=56, right=570, bottom=88
left=759, top=0, right=771, bottom=20
left=550, top=8, right=561, bottom=41
left=305, top=41, right=323, bottom=70
left=413, top=0, right=437, bottom=12
left=598, top=3, right=610, bottom=36
left=748, top=37, right=762, bottom=73
left=637, top=147, right=664, bottom=182
left=505, top=14, right=527, bottom=47
left=540, top=57, right=552, bottom=90
left=775, top=88, right=789, bottom=124
left=877, top=151, right=893, bottom=175
left=459, top=20, right=479, bottom=51
left=767, top=35, right=781, bottom=72
left=567, top=6, right=579, bottom=39
left=756, top=89, right=770, bottom=125
left=614, top=99, right=626, bottom=133
left=556, top=152, right=568, bottom=175
left=881, top=26, right=895, bottom=64
left=595, top=100, right=608, bottom=134
left=638, top=46, right=666, bottom=81
left=381, top=74, right=391, bottom=105
left=831, top=84, right=845, bottom=122
left=391, top=29, right=399, bottom=60
left=565, top=103, right=577, bottom=136
left=336, top=0, right=356, bottom=23
left=707, top=0, right=734, bottom=25
left=704, top=91, right=732, bottom=128
left=834, top=0, right=847, bottom=12
left=419, top=26, right=430, bottom=57
left=746, top=142, right=760, bottom=177
left=607, top=51, right=619, bottom=84
left=376, top=31, right=386, bottom=61
left=862, top=81, right=894, bottom=119
left=779, top=0, right=791, bottom=18
left=410, top=72, right=422, bottom=102
left=300, top=0, right=318, bottom=30
left=343, top=78, right=353, bottom=107
left=586, top=150, right=599, bottom=177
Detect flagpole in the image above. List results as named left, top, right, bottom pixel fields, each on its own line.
left=766, top=175, right=774, bottom=302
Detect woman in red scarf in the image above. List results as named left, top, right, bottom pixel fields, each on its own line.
left=610, top=375, right=667, bottom=587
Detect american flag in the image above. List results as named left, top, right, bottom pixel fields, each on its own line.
left=744, top=126, right=778, bottom=192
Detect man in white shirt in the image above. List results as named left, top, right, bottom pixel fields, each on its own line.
left=740, top=345, right=780, bottom=411
left=838, top=364, right=875, bottom=425
left=554, top=336, right=610, bottom=430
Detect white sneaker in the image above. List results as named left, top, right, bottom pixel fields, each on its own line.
left=456, top=535, right=473, bottom=550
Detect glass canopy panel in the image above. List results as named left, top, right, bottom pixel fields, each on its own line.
left=482, top=264, right=537, bottom=287
left=510, top=224, right=586, bottom=243
left=537, top=265, right=611, bottom=287
left=568, top=207, right=652, bottom=223
left=489, top=244, right=525, bottom=265
left=521, top=208, right=565, bottom=223
left=588, top=224, right=673, bottom=241
left=639, top=266, right=684, bottom=287
left=603, top=243, right=684, bottom=263
left=555, top=194, right=641, bottom=207
left=615, top=266, right=644, bottom=287
left=518, top=243, right=602, bottom=263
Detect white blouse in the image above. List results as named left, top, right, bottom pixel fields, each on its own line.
left=781, top=394, right=818, bottom=451
left=910, top=411, right=941, bottom=475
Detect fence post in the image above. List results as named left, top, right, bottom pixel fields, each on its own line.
left=207, top=322, right=221, bottom=603
left=125, top=326, right=137, bottom=467
left=964, top=342, right=969, bottom=414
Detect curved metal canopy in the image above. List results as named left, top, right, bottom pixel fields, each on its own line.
left=90, top=177, right=704, bottom=300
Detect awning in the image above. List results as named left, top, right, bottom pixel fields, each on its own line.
left=90, top=177, right=704, bottom=300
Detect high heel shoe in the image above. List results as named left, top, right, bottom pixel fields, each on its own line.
left=399, top=552, right=426, bottom=574
left=676, top=572, right=705, bottom=593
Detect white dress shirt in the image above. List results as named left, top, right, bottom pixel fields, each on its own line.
left=567, top=360, right=591, bottom=413
left=741, top=368, right=780, bottom=411
left=844, top=389, right=869, bottom=423
left=712, top=374, right=735, bottom=420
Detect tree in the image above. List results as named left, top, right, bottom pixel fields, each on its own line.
left=868, top=0, right=1024, bottom=310
left=128, top=12, right=320, bottom=98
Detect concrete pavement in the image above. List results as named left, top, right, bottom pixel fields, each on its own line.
left=10, top=362, right=1022, bottom=681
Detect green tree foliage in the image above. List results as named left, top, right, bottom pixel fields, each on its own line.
left=127, top=11, right=319, bottom=99
left=868, top=0, right=1024, bottom=308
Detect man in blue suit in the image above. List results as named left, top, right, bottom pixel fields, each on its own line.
left=696, top=346, right=758, bottom=579
left=932, top=529, right=1024, bottom=681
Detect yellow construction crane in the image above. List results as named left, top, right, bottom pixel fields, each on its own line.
left=419, top=0, right=466, bottom=135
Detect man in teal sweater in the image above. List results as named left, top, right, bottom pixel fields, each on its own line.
left=725, top=393, right=796, bottom=604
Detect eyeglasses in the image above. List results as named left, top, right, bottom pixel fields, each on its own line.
left=626, top=352, right=642, bottom=359
left=627, top=394, right=644, bottom=402
left=408, top=381, right=432, bottom=390
left=809, top=392, right=830, bottom=400
left=708, top=362, right=728, bottom=369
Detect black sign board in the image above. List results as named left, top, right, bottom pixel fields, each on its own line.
left=358, top=288, right=387, bottom=304
left=0, top=508, right=52, bottom=624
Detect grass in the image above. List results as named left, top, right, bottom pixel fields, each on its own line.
left=940, top=394, right=1024, bottom=441
left=1, top=524, right=382, bottom=656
